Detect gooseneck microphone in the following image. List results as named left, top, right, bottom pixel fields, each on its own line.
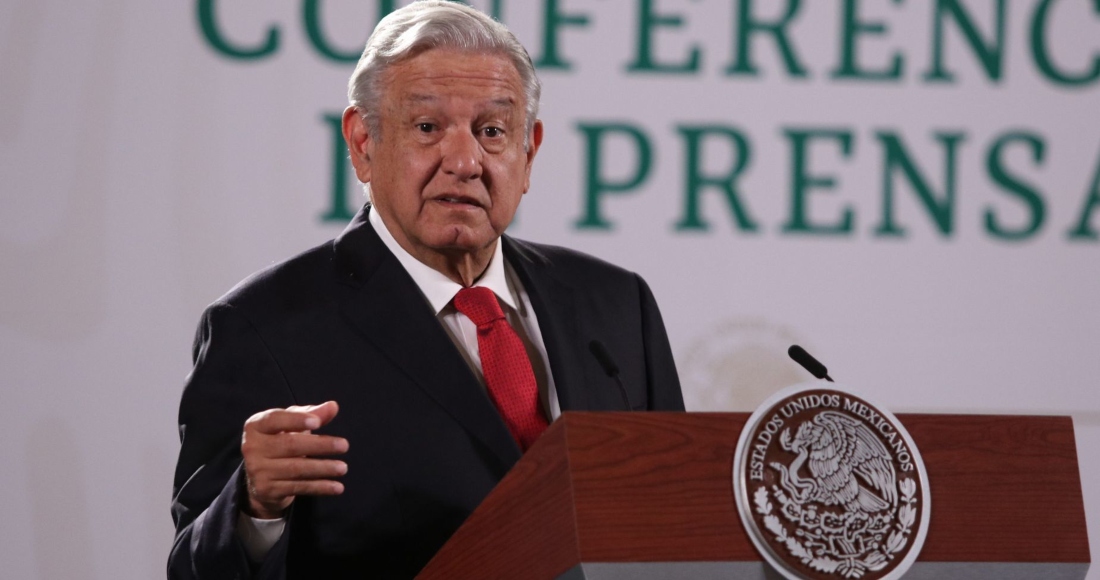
left=788, top=345, right=835, bottom=382
left=588, top=339, right=633, bottom=410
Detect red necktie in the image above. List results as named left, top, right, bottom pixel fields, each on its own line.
left=454, top=287, right=548, bottom=451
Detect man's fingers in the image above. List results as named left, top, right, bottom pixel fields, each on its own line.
left=255, top=457, right=348, bottom=481
left=246, top=458, right=348, bottom=510
left=244, top=431, right=348, bottom=460
left=262, top=433, right=348, bottom=458
left=240, top=403, right=346, bottom=518
left=249, top=477, right=345, bottom=507
left=275, top=457, right=343, bottom=482
left=267, top=479, right=345, bottom=497
left=247, top=408, right=323, bottom=434
left=307, top=401, right=340, bottom=427
left=248, top=409, right=320, bottom=433
left=248, top=401, right=340, bottom=434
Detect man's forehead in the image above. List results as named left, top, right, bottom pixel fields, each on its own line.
left=402, top=93, right=519, bottom=110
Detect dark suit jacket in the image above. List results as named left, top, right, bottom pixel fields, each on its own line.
left=169, top=206, right=684, bottom=579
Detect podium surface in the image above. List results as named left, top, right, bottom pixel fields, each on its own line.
left=418, top=412, right=1089, bottom=579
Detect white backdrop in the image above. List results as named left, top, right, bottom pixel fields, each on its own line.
left=1, top=1, right=1097, bottom=578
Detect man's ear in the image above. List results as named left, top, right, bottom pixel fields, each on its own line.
left=342, top=106, right=372, bottom=184
left=522, top=120, right=544, bottom=194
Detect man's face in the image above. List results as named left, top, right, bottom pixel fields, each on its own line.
left=344, top=49, right=542, bottom=265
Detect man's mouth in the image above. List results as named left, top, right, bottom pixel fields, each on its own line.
left=434, top=195, right=482, bottom=207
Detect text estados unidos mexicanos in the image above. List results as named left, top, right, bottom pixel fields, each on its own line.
left=748, top=395, right=914, bottom=481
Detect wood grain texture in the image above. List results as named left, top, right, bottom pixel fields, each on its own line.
left=568, top=412, right=752, bottom=561
left=416, top=419, right=581, bottom=579
left=901, top=413, right=1090, bottom=562
left=418, top=412, right=1089, bottom=578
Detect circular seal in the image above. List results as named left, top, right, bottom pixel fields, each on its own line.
left=732, top=383, right=930, bottom=580
left=679, top=318, right=810, bottom=412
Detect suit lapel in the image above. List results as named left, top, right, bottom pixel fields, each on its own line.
left=502, top=237, right=594, bottom=412
left=333, top=207, right=521, bottom=470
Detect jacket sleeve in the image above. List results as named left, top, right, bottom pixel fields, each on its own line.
left=169, top=303, right=296, bottom=580
left=635, top=275, right=686, bottom=412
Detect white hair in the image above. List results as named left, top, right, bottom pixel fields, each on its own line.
left=347, top=0, right=541, bottom=148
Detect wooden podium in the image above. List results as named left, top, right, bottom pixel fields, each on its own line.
left=417, top=412, right=1090, bottom=580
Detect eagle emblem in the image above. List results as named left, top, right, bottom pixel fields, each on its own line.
left=771, top=411, right=897, bottom=514
left=733, top=385, right=930, bottom=580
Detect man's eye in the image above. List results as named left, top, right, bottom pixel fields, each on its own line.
left=482, top=127, right=503, bottom=138
left=417, top=123, right=436, bottom=133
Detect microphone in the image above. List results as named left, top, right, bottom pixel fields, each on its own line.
left=788, top=345, right=834, bottom=382
left=588, top=339, right=632, bottom=410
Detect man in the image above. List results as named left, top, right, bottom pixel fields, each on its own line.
left=169, top=2, right=684, bottom=578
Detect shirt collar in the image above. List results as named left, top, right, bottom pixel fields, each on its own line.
left=368, top=206, right=517, bottom=314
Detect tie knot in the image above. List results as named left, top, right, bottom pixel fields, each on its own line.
left=454, top=287, right=505, bottom=328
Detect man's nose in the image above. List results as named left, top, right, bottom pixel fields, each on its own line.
left=440, top=130, right=482, bottom=180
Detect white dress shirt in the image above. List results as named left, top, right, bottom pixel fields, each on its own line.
left=367, top=208, right=560, bottom=420
left=238, top=208, right=559, bottom=561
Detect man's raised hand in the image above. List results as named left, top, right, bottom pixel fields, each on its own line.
left=240, top=401, right=349, bottom=519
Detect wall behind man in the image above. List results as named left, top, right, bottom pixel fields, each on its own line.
left=0, top=1, right=1096, bottom=577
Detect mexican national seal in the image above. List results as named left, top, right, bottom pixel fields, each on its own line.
left=732, top=384, right=930, bottom=580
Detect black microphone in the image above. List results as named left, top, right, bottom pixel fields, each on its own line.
left=588, top=339, right=632, bottom=410
left=788, top=345, right=834, bottom=382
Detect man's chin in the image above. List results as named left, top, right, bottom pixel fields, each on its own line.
left=424, top=226, right=499, bottom=257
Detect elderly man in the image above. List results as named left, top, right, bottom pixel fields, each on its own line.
left=169, top=2, right=683, bottom=578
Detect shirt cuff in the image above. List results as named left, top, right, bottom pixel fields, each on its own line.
left=236, top=510, right=287, bottom=563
